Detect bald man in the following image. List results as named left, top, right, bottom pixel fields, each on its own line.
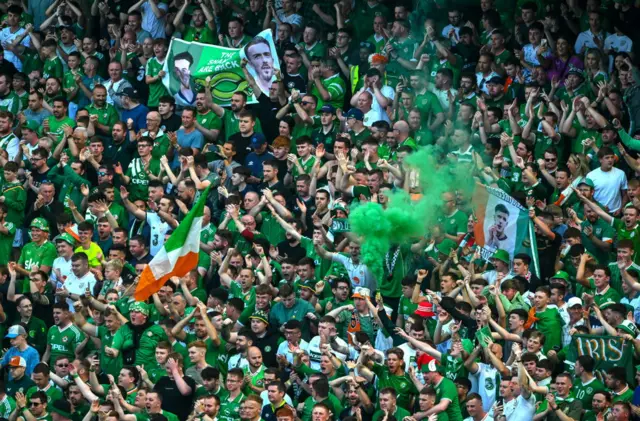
left=244, top=346, right=267, bottom=394
left=392, top=120, right=417, bottom=150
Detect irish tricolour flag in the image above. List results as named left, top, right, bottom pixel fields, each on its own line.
left=135, top=186, right=210, bottom=301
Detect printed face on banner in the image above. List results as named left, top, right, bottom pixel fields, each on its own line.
left=484, top=197, right=518, bottom=254
left=240, top=34, right=280, bottom=96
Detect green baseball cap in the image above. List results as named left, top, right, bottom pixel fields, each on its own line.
left=21, top=120, right=39, bottom=132
left=550, top=271, right=570, bottom=282
left=249, top=310, right=269, bottom=325
left=54, top=232, right=76, bottom=246
left=129, top=301, right=149, bottom=316
left=30, top=217, right=49, bottom=232
left=436, top=239, right=456, bottom=256
left=578, top=178, right=595, bottom=189
left=491, top=249, right=510, bottom=265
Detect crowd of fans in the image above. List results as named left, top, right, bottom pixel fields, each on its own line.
left=0, top=0, right=639, bottom=420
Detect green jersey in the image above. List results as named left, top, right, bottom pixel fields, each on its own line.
left=612, top=219, right=640, bottom=266
left=134, top=410, right=179, bottom=421
left=612, top=386, right=633, bottom=403
left=19, top=241, right=57, bottom=272
left=97, top=325, right=122, bottom=377
left=219, top=392, right=246, bottom=421
left=434, top=377, right=463, bottom=421
left=46, top=324, right=86, bottom=365
left=581, top=218, right=614, bottom=265
left=45, top=116, right=75, bottom=144
left=112, top=323, right=167, bottom=368
left=0, top=395, right=15, bottom=419
left=437, top=209, right=468, bottom=237
left=196, top=110, right=222, bottom=135
left=222, top=109, right=263, bottom=141
left=572, top=377, right=605, bottom=410
left=0, top=91, right=20, bottom=115
left=371, top=363, right=418, bottom=409
left=398, top=295, right=418, bottom=323
left=125, top=158, right=162, bottom=201
left=291, top=156, right=317, bottom=178
left=0, top=221, right=15, bottom=265
left=184, top=26, right=216, bottom=44
left=310, top=73, right=346, bottom=110
left=608, top=261, right=640, bottom=296
left=380, top=244, right=413, bottom=298
left=26, top=385, right=63, bottom=405
left=146, top=57, right=169, bottom=107
left=43, top=56, right=63, bottom=80
left=86, top=103, right=119, bottom=132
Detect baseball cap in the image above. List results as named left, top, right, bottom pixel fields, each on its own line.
left=30, top=217, right=49, bottom=232
left=117, top=87, right=141, bottom=100
left=54, top=232, right=76, bottom=246
left=320, top=104, right=336, bottom=114
left=617, top=320, right=638, bottom=337
left=298, top=279, right=317, bottom=291
left=249, top=310, right=269, bottom=325
left=578, top=178, right=595, bottom=189
left=567, top=297, right=583, bottom=308
left=21, top=120, right=39, bottom=132
left=5, top=325, right=27, bottom=338
left=129, top=301, right=149, bottom=316
left=567, top=67, right=584, bottom=78
left=249, top=133, right=267, bottom=149
left=8, top=356, right=26, bottom=368
left=346, top=108, right=364, bottom=121
left=415, top=301, right=435, bottom=317
left=352, top=287, right=371, bottom=300
left=486, top=76, right=505, bottom=85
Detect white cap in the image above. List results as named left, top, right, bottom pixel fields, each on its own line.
left=567, top=297, right=583, bottom=308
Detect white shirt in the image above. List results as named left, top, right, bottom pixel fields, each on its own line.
left=575, top=30, right=608, bottom=55
left=365, top=86, right=394, bottom=124
left=307, top=336, right=351, bottom=370
left=476, top=71, right=499, bottom=95
left=64, top=271, right=97, bottom=312
left=586, top=167, right=628, bottom=213
left=51, top=256, right=73, bottom=289
left=470, top=362, right=499, bottom=412
left=363, top=107, right=386, bottom=127
left=504, top=394, right=535, bottom=421
left=0, top=27, right=30, bottom=71
left=146, top=211, right=171, bottom=257
left=275, top=339, right=310, bottom=366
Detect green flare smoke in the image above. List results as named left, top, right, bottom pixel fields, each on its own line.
left=349, top=146, right=476, bottom=283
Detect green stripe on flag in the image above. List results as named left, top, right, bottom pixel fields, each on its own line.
left=163, top=185, right=211, bottom=252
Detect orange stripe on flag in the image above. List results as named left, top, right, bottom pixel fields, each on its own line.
left=134, top=251, right=200, bottom=301
left=472, top=184, right=488, bottom=247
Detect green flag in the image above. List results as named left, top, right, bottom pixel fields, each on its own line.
left=565, top=334, right=635, bottom=385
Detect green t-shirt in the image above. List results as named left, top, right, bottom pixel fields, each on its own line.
left=219, top=392, right=246, bottom=421
left=0, top=221, right=15, bottom=266
left=581, top=218, right=614, bottom=265
left=26, top=385, right=63, bottom=405
left=310, top=73, right=346, bottom=110
left=112, top=323, right=167, bottom=368
left=45, top=116, right=75, bottom=144
left=437, top=209, right=468, bottom=237
left=19, top=241, right=57, bottom=272
left=371, top=363, right=418, bottom=409
left=97, top=325, right=123, bottom=377
left=43, top=56, right=64, bottom=80
left=184, top=25, right=216, bottom=44
left=125, top=158, right=162, bottom=201
left=434, top=377, right=463, bottom=421
left=572, top=377, right=605, bottom=410
left=46, top=324, right=86, bottom=365
left=0, top=91, right=20, bottom=115
left=534, top=306, right=564, bottom=353
left=86, top=103, right=119, bottom=132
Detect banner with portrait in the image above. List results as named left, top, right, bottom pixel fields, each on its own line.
left=162, top=29, right=280, bottom=107
left=472, top=184, right=539, bottom=274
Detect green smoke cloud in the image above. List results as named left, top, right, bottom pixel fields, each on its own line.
left=348, top=146, right=476, bottom=283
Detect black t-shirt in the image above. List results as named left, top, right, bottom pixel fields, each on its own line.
left=153, top=375, right=197, bottom=420
left=107, top=0, right=133, bottom=15
left=276, top=240, right=306, bottom=263
left=161, top=113, right=182, bottom=133
left=282, top=70, right=307, bottom=95
left=228, top=132, right=254, bottom=164
left=536, top=233, right=562, bottom=284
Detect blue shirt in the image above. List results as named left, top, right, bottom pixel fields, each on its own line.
left=0, top=345, right=40, bottom=380
left=172, top=128, right=204, bottom=167
left=122, top=103, right=149, bottom=133
left=245, top=151, right=275, bottom=178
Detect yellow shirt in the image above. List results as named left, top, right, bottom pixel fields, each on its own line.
left=75, top=243, right=103, bottom=267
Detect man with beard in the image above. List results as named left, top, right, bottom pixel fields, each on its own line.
left=103, top=122, right=135, bottom=170
left=211, top=92, right=263, bottom=142
left=244, top=37, right=275, bottom=96
left=87, top=85, right=119, bottom=139
left=42, top=302, right=86, bottom=366
left=111, top=302, right=167, bottom=367
left=43, top=97, right=75, bottom=144
left=195, top=91, right=221, bottom=143
left=173, top=1, right=216, bottom=44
